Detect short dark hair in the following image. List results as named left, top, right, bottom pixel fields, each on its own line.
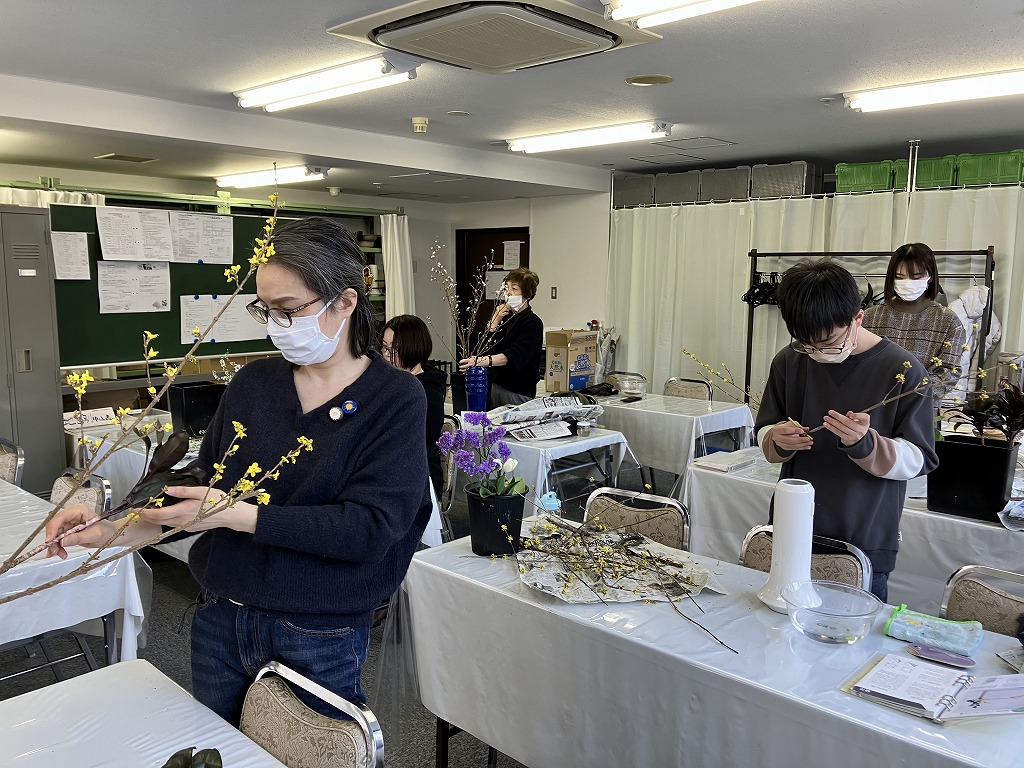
left=884, top=242, right=939, bottom=302
left=383, top=314, right=432, bottom=369
left=776, top=259, right=862, bottom=344
left=267, top=217, right=376, bottom=357
left=505, top=268, right=539, bottom=301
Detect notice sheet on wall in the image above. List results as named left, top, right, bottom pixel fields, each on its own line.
left=502, top=240, right=522, bottom=270
left=179, top=294, right=266, bottom=344
left=170, top=212, right=234, bottom=264
left=97, top=262, right=171, bottom=313
left=96, top=207, right=174, bottom=262
left=51, top=231, right=91, bottom=280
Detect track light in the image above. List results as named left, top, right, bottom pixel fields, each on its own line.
left=234, top=54, right=420, bottom=112
left=507, top=121, right=672, bottom=154
left=216, top=165, right=328, bottom=189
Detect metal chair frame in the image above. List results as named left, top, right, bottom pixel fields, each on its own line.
left=584, top=486, right=690, bottom=551
left=940, top=564, right=1024, bottom=633
left=245, top=660, right=384, bottom=768
left=0, top=436, right=26, bottom=487
left=439, top=415, right=459, bottom=543
left=739, top=524, right=873, bottom=590
left=50, top=467, right=112, bottom=515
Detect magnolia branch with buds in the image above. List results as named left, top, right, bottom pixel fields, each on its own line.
left=0, top=192, right=296, bottom=602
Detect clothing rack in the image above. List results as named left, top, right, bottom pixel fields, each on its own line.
left=742, top=247, right=996, bottom=403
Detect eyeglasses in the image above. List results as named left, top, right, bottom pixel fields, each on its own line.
left=246, top=296, right=323, bottom=327
left=790, top=325, right=853, bottom=356
left=380, top=342, right=395, bottom=357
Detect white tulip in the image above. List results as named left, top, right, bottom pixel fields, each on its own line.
left=502, top=458, right=518, bottom=474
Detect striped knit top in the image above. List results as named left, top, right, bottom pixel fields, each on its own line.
left=862, top=300, right=966, bottom=401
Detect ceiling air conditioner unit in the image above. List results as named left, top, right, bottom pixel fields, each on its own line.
left=327, top=1, right=658, bottom=75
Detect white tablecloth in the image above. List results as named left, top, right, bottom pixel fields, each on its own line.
left=595, top=394, right=754, bottom=478
left=0, top=479, right=146, bottom=659
left=683, top=447, right=1024, bottom=614
left=0, top=659, right=284, bottom=766
left=94, top=441, right=444, bottom=559
left=406, top=538, right=1024, bottom=768
left=506, top=428, right=628, bottom=497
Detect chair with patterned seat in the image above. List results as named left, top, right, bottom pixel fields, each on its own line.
left=50, top=468, right=111, bottom=516
left=940, top=565, right=1024, bottom=637
left=664, top=377, right=712, bottom=401
left=739, top=525, right=873, bottom=589
left=241, top=661, right=383, bottom=768
left=0, top=437, right=25, bottom=487
left=584, top=487, right=689, bottom=551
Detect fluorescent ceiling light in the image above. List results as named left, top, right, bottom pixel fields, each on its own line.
left=845, top=69, right=1024, bottom=112
left=216, top=165, right=328, bottom=189
left=235, top=54, right=419, bottom=112
left=609, top=0, right=764, bottom=29
left=507, top=121, right=673, bottom=153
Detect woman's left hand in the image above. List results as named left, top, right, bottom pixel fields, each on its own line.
left=138, top=485, right=258, bottom=534
left=823, top=409, right=870, bottom=446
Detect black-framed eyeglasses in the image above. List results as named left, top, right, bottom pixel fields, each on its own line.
left=380, top=342, right=396, bottom=357
left=790, top=324, right=853, bottom=357
left=246, top=296, right=323, bottom=328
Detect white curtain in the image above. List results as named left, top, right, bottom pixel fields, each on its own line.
left=0, top=188, right=104, bottom=207
left=607, top=187, right=1024, bottom=407
left=379, top=213, right=415, bottom=319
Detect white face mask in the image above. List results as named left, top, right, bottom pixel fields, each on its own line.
left=894, top=277, right=930, bottom=301
left=506, top=295, right=524, bottom=310
left=806, top=328, right=856, bottom=364
left=267, top=300, right=345, bottom=365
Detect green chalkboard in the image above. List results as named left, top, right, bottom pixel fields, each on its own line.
left=51, top=204, right=276, bottom=367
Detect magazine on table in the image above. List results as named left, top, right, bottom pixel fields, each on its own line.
left=692, top=447, right=759, bottom=473
left=507, top=420, right=573, bottom=441
left=841, top=653, right=1024, bottom=723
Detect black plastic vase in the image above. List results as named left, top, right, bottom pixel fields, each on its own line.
left=927, top=434, right=1021, bottom=521
left=466, top=485, right=526, bottom=556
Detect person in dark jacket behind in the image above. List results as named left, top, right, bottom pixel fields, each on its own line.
left=45, top=217, right=431, bottom=725
left=459, top=267, right=544, bottom=407
left=382, top=314, right=447, bottom=497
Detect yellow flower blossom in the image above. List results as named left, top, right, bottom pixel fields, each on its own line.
left=927, top=357, right=942, bottom=367
left=232, top=421, right=247, bottom=438
left=268, top=470, right=280, bottom=481
left=192, top=326, right=202, bottom=338
left=144, top=331, right=159, bottom=343
left=895, top=373, right=906, bottom=383
left=297, top=436, right=314, bottom=452
left=117, top=406, right=131, bottom=417
left=147, top=348, right=159, bottom=359
left=256, top=491, right=271, bottom=505
left=162, top=422, right=173, bottom=433
left=236, top=478, right=256, bottom=494
left=961, top=344, right=970, bottom=351
left=268, top=193, right=279, bottom=205
left=977, top=368, right=987, bottom=378
left=152, top=496, right=164, bottom=508
left=227, top=444, right=239, bottom=456
left=903, top=360, right=913, bottom=369
left=148, top=386, right=157, bottom=395
left=164, top=364, right=178, bottom=377
left=245, top=462, right=261, bottom=478
left=1012, top=363, right=1020, bottom=371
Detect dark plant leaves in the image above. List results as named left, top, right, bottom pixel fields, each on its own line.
left=124, top=460, right=207, bottom=508
left=149, top=431, right=191, bottom=474
left=158, top=747, right=223, bottom=768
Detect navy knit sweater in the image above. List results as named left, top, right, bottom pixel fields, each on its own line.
left=184, top=353, right=431, bottom=627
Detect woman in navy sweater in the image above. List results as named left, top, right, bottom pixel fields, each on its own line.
left=46, top=217, right=432, bottom=724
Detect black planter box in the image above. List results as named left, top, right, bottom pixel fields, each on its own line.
left=927, top=434, right=1020, bottom=521
left=167, top=382, right=226, bottom=438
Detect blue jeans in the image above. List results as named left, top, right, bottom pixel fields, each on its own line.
left=190, top=591, right=369, bottom=725
left=870, top=571, right=889, bottom=603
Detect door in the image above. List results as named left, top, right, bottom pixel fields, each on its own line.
left=454, top=227, right=530, bottom=359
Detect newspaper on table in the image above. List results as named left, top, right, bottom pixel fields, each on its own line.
left=517, top=515, right=726, bottom=603
left=489, top=397, right=604, bottom=441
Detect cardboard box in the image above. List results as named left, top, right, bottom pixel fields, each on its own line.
left=545, top=329, right=598, bottom=392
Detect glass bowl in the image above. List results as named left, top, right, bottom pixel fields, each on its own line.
left=617, top=375, right=647, bottom=398
left=781, top=580, right=882, bottom=644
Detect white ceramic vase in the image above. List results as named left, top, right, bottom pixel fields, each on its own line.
left=757, top=478, right=815, bottom=613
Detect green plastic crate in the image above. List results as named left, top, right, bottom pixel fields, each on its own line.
left=893, top=156, right=957, bottom=190
left=835, top=161, right=894, bottom=192
left=955, top=150, right=1024, bottom=185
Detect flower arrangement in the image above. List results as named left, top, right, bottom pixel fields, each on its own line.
left=427, top=241, right=509, bottom=363
left=438, top=411, right=526, bottom=497
left=956, top=377, right=1024, bottom=445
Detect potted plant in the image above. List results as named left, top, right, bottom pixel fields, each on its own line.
left=437, top=411, right=528, bottom=555
left=928, top=380, right=1024, bottom=520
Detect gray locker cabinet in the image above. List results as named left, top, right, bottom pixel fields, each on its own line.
left=0, top=206, right=65, bottom=494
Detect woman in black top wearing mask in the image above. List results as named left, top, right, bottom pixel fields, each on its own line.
left=459, top=267, right=543, bottom=407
